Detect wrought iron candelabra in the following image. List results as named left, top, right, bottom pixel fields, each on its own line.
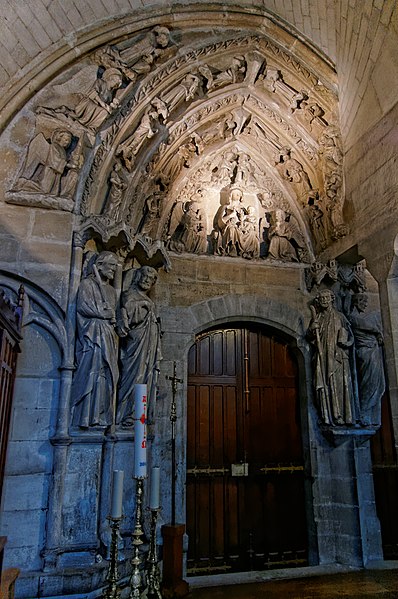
left=103, top=516, right=123, bottom=599
left=128, top=477, right=145, bottom=599
left=146, top=508, right=162, bottom=599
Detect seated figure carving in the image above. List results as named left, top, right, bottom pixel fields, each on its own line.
left=73, top=67, right=123, bottom=130
left=166, top=191, right=208, bottom=254
left=267, top=209, right=305, bottom=262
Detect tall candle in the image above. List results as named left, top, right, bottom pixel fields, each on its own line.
left=134, top=384, right=147, bottom=478
left=110, top=470, right=124, bottom=518
left=149, top=467, right=160, bottom=510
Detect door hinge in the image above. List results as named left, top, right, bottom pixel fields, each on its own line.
left=260, top=463, right=304, bottom=474
left=187, top=466, right=229, bottom=477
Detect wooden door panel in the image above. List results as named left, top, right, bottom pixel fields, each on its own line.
left=187, top=326, right=307, bottom=574
left=371, top=394, right=398, bottom=558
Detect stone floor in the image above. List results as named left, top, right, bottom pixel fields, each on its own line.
left=187, top=568, right=398, bottom=598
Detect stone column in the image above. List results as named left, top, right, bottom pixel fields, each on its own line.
left=43, top=234, right=84, bottom=569
left=312, top=434, right=382, bottom=567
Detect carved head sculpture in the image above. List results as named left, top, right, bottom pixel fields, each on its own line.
left=95, top=251, right=119, bottom=281
left=316, top=289, right=335, bottom=310
left=153, top=26, right=170, bottom=48
left=352, top=293, right=368, bottom=313
left=278, top=146, right=291, bottom=162
left=52, top=129, right=73, bottom=148
left=229, top=187, right=243, bottom=203
left=136, top=265, right=158, bottom=292
left=232, top=55, right=246, bottom=69
left=102, top=68, right=123, bottom=90
left=272, top=208, right=286, bottom=226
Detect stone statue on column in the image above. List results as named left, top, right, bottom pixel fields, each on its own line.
left=116, top=266, right=162, bottom=426
left=308, top=289, right=357, bottom=427
left=350, top=293, right=385, bottom=427
left=71, top=251, right=120, bottom=429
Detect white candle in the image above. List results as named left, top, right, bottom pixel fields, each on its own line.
left=110, top=470, right=124, bottom=518
left=150, top=467, right=160, bottom=510
left=134, top=384, right=147, bottom=478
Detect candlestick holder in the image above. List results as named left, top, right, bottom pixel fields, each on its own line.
left=102, top=515, right=123, bottom=599
left=128, top=477, right=145, bottom=599
left=145, top=508, right=162, bottom=599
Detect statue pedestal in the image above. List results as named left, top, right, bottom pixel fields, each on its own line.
left=161, top=524, right=189, bottom=598
left=321, top=425, right=379, bottom=447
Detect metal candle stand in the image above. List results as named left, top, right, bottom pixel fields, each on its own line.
left=145, top=508, right=162, bottom=599
left=128, top=477, right=145, bottom=599
left=103, top=516, right=123, bottom=599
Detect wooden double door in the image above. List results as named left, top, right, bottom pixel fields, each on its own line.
left=186, top=325, right=308, bottom=575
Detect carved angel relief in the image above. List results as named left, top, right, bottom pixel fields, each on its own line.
left=7, top=127, right=85, bottom=211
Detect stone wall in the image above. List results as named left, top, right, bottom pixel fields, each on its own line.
left=0, top=2, right=396, bottom=597
left=342, top=99, right=398, bottom=435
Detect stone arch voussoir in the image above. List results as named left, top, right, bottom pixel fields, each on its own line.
left=189, top=293, right=306, bottom=342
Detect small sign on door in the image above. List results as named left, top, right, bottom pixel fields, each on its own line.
left=231, top=463, right=249, bottom=476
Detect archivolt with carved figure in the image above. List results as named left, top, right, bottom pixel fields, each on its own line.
left=6, top=24, right=345, bottom=262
